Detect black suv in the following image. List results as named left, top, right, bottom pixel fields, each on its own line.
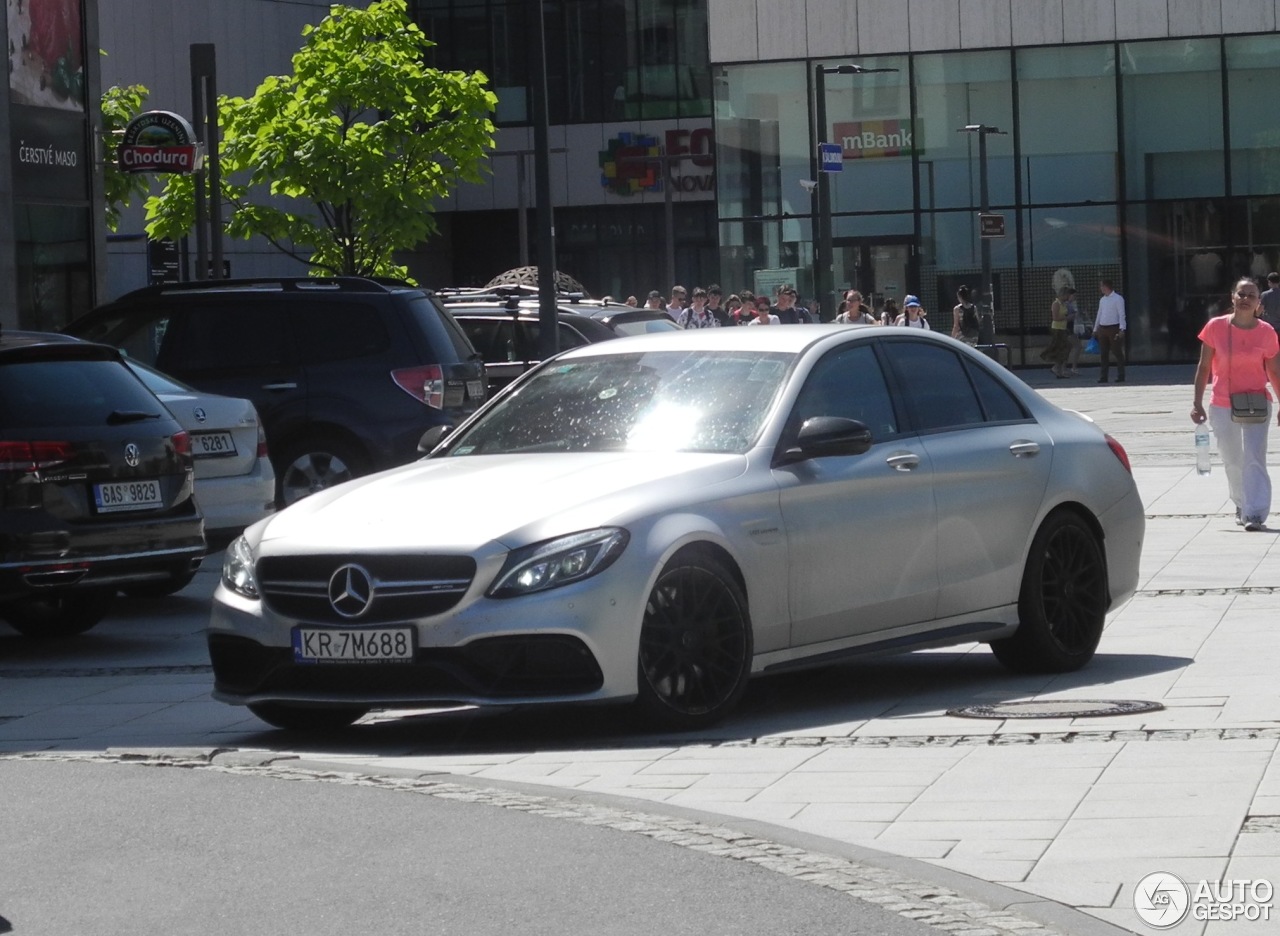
left=0, top=332, right=206, bottom=637
left=438, top=288, right=680, bottom=391
left=66, top=278, right=488, bottom=506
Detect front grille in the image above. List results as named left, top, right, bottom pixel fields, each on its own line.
left=209, top=633, right=604, bottom=699
left=257, top=554, right=476, bottom=623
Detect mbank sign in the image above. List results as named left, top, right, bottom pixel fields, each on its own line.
left=831, top=119, right=914, bottom=159
left=118, top=110, right=203, bottom=174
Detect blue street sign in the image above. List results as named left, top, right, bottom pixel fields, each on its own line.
left=819, top=142, right=842, bottom=173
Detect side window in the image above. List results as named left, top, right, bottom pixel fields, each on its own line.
left=160, top=304, right=289, bottom=374
left=295, top=302, right=390, bottom=364
left=967, top=360, right=1029, bottom=422
left=557, top=323, right=590, bottom=350
left=788, top=343, right=898, bottom=439
left=458, top=319, right=501, bottom=362
left=77, top=309, right=171, bottom=366
left=882, top=341, right=985, bottom=431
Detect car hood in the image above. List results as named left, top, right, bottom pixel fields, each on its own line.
left=255, top=452, right=749, bottom=553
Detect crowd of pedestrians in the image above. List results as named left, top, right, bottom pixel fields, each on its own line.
left=635, top=283, right=954, bottom=329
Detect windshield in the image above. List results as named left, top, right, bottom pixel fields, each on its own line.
left=444, top=349, right=793, bottom=455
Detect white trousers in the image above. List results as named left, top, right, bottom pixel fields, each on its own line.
left=1209, top=403, right=1272, bottom=523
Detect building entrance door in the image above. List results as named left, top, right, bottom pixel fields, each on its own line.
left=833, top=237, right=915, bottom=316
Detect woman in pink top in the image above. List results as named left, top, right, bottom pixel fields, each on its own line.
left=1191, top=277, right=1280, bottom=530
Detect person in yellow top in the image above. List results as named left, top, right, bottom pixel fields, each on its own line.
left=1039, top=286, right=1072, bottom=378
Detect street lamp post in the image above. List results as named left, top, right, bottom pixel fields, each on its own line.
left=812, top=63, right=896, bottom=321
left=958, top=123, right=1006, bottom=342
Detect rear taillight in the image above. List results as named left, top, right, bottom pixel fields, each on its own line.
left=256, top=424, right=269, bottom=459
left=391, top=365, right=445, bottom=409
left=0, top=441, right=74, bottom=472
left=1105, top=433, right=1132, bottom=473
left=171, top=430, right=191, bottom=457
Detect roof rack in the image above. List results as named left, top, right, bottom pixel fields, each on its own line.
left=125, top=276, right=412, bottom=298
left=436, top=285, right=592, bottom=304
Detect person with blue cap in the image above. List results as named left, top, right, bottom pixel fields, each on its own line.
left=894, top=295, right=931, bottom=329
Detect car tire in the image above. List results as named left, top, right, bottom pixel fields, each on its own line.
left=247, top=702, right=369, bottom=731
left=635, top=549, right=753, bottom=731
left=121, top=568, right=199, bottom=599
left=1, top=590, right=116, bottom=638
left=275, top=436, right=368, bottom=508
left=990, top=511, right=1108, bottom=673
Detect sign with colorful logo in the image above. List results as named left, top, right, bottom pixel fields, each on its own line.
left=118, top=110, right=203, bottom=174
left=599, top=128, right=715, bottom=197
left=831, top=119, right=914, bottom=159
left=599, top=132, right=661, bottom=196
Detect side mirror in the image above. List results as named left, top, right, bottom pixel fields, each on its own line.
left=417, top=424, right=453, bottom=453
left=777, top=417, right=873, bottom=465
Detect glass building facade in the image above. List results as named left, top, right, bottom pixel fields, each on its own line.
left=715, top=33, right=1280, bottom=363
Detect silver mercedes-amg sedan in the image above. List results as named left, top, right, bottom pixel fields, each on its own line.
left=210, top=325, right=1144, bottom=731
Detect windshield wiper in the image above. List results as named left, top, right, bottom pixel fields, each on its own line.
left=107, top=409, right=162, bottom=425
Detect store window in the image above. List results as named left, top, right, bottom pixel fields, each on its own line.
left=817, top=56, right=912, bottom=215
left=913, top=50, right=1014, bottom=212
left=1225, top=35, right=1280, bottom=198
left=713, top=62, right=808, bottom=221
left=1015, top=45, right=1118, bottom=205
left=14, top=205, right=92, bottom=332
left=1121, top=39, right=1224, bottom=200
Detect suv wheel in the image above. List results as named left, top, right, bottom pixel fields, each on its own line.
left=1, top=590, right=116, bottom=638
left=276, top=437, right=367, bottom=507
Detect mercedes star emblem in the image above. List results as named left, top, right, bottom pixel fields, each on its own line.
left=328, top=564, right=375, bottom=618
left=124, top=443, right=141, bottom=467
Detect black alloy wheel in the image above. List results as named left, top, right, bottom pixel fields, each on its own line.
left=991, top=511, right=1108, bottom=673
left=636, top=551, right=752, bottom=730
left=276, top=436, right=367, bottom=507
left=247, top=702, right=369, bottom=731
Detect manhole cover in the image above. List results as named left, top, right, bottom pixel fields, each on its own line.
left=947, top=699, right=1165, bottom=719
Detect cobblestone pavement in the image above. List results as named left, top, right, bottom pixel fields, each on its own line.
left=3, top=364, right=1278, bottom=936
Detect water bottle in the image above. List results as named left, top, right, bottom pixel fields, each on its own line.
left=1195, top=422, right=1211, bottom=475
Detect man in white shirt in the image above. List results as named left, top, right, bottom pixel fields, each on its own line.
left=666, top=285, right=687, bottom=321
left=1094, top=279, right=1127, bottom=383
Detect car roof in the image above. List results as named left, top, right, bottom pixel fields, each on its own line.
left=553, top=323, right=895, bottom=357
left=0, top=329, right=118, bottom=361
left=111, top=276, right=426, bottom=302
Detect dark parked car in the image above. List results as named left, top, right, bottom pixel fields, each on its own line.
left=439, top=289, right=680, bottom=391
left=0, top=331, right=206, bottom=637
left=66, top=278, right=488, bottom=506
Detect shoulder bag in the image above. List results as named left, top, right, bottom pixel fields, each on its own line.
left=1227, top=322, right=1269, bottom=424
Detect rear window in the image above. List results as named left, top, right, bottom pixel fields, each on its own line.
left=409, top=296, right=480, bottom=363
left=0, top=359, right=164, bottom=429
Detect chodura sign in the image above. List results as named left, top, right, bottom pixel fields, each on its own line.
left=118, top=111, right=203, bottom=173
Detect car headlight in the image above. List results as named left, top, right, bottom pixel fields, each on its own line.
left=221, top=534, right=260, bottom=599
left=488, top=528, right=629, bottom=599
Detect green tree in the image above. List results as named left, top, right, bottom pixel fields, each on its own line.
left=145, top=0, right=496, bottom=279
left=100, top=82, right=150, bottom=232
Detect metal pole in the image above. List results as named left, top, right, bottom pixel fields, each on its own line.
left=202, top=46, right=223, bottom=280
left=814, top=65, right=833, bottom=321
left=517, top=154, right=529, bottom=267
left=662, top=156, right=675, bottom=296
left=978, top=129, right=992, bottom=321
left=530, top=0, right=558, bottom=359
left=190, top=47, right=208, bottom=281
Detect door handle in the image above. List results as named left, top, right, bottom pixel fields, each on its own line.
left=1009, top=441, right=1041, bottom=457
left=261, top=382, right=299, bottom=391
left=886, top=452, right=920, bottom=472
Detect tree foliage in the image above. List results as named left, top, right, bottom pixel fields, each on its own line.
left=100, top=82, right=150, bottom=232
left=145, top=0, right=496, bottom=279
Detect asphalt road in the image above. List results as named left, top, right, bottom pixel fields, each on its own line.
left=0, top=757, right=939, bottom=936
